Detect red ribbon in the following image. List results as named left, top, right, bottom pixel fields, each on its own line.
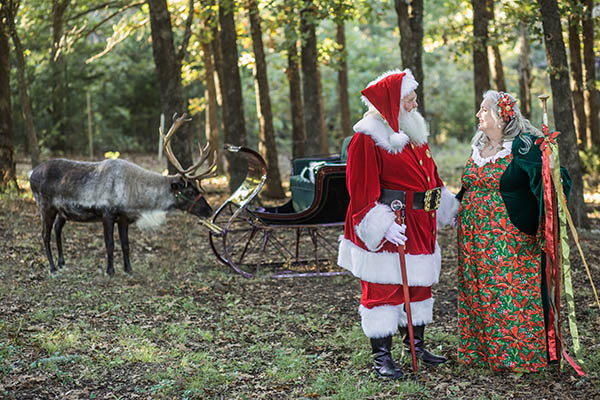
left=540, top=143, right=559, bottom=362
left=538, top=123, right=585, bottom=376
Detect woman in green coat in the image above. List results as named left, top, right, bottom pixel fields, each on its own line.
left=456, top=90, right=570, bottom=372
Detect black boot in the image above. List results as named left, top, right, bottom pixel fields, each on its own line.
left=402, top=325, right=447, bottom=365
left=370, top=336, right=404, bottom=379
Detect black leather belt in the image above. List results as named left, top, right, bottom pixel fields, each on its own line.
left=379, top=187, right=442, bottom=212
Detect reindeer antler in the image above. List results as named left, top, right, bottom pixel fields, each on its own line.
left=160, top=113, right=217, bottom=189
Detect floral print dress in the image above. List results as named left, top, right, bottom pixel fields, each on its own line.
left=457, top=143, right=547, bottom=372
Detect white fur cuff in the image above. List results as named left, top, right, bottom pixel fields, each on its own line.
left=355, top=202, right=395, bottom=251
left=359, top=304, right=402, bottom=338
left=398, top=297, right=434, bottom=327
left=436, top=187, right=459, bottom=228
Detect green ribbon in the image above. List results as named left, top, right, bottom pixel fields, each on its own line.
left=549, top=142, right=583, bottom=366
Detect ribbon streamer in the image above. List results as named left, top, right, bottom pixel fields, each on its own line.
left=537, top=125, right=594, bottom=376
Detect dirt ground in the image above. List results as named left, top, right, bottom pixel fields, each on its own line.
left=1, top=155, right=599, bottom=399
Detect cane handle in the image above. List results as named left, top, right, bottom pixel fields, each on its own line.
left=538, top=94, right=550, bottom=126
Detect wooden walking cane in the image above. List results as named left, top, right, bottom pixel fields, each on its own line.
left=390, top=199, right=418, bottom=373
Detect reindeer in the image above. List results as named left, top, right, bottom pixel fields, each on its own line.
left=29, top=114, right=215, bottom=276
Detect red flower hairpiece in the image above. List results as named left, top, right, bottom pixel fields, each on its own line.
left=498, top=92, right=516, bottom=123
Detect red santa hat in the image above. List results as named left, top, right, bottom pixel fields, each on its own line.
left=360, top=69, right=418, bottom=133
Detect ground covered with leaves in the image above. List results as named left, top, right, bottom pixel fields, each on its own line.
left=1, top=157, right=599, bottom=399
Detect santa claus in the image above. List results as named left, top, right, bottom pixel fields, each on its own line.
left=338, top=69, right=458, bottom=379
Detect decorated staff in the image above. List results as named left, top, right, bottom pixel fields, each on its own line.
left=536, top=94, right=600, bottom=376
left=391, top=199, right=418, bottom=374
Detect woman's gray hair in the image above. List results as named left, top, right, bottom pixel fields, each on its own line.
left=472, top=90, right=542, bottom=154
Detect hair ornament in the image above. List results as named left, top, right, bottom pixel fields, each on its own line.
left=498, top=92, right=516, bottom=123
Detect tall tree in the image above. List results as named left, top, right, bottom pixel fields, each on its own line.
left=246, top=0, right=284, bottom=198
left=300, top=0, right=326, bottom=155
left=517, top=22, right=533, bottom=119
left=219, top=0, right=247, bottom=191
left=335, top=21, right=351, bottom=140
left=329, top=0, right=353, bottom=145
left=147, top=0, right=193, bottom=173
left=395, top=0, right=425, bottom=114
left=567, top=5, right=587, bottom=148
left=0, top=11, right=17, bottom=191
left=581, top=0, right=598, bottom=148
left=537, top=0, right=589, bottom=228
left=50, top=0, right=70, bottom=152
left=199, top=4, right=223, bottom=173
left=471, top=0, right=491, bottom=115
left=284, top=13, right=305, bottom=159
left=1, top=0, right=40, bottom=167
left=486, top=0, right=505, bottom=92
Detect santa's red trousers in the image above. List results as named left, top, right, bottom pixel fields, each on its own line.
left=360, top=280, right=431, bottom=309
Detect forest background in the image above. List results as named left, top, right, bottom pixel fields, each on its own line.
left=1, top=1, right=600, bottom=399
left=0, top=0, right=598, bottom=210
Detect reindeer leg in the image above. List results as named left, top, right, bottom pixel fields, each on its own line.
left=117, top=217, right=132, bottom=274
left=53, top=215, right=66, bottom=269
left=42, top=208, right=58, bottom=274
left=102, top=216, right=116, bottom=276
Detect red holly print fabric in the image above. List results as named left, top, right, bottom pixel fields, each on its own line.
left=457, top=154, right=547, bottom=372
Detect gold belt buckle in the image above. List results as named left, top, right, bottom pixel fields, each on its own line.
left=423, top=187, right=441, bottom=212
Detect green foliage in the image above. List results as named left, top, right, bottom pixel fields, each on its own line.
left=579, top=147, right=600, bottom=176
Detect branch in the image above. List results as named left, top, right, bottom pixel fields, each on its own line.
left=177, top=0, right=195, bottom=66
left=68, top=0, right=131, bottom=21
left=69, top=1, right=144, bottom=45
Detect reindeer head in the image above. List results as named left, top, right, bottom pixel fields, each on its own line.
left=161, top=113, right=216, bottom=218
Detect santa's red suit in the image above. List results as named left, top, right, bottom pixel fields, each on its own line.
left=337, top=69, right=458, bottom=342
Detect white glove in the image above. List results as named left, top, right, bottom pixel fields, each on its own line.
left=384, top=222, right=407, bottom=246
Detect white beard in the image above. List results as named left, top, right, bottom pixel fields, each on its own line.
left=398, top=108, right=429, bottom=146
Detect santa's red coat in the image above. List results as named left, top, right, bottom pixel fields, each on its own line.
left=337, top=113, right=457, bottom=288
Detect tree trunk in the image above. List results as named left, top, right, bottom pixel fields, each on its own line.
left=0, top=15, right=17, bottom=191
left=147, top=0, right=192, bottom=173
left=567, top=10, right=587, bottom=148
left=537, top=0, right=589, bottom=228
left=317, top=67, right=328, bottom=153
left=485, top=0, right=505, bottom=93
left=199, top=8, right=223, bottom=174
left=488, top=45, right=506, bottom=92
left=3, top=1, right=40, bottom=167
left=517, top=22, right=533, bottom=120
left=286, top=32, right=305, bottom=159
left=471, top=0, right=491, bottom=114
left=247, top=0, right=284, bottom=198
left=210, top=8, right=226, bottom=141
left=581, top=0, right=599, bottom=147
left=218, top=0, right=247, bottom=192
left=50, top=0, right=70, bottom=152
left=336, top=21, right=351, bottom=145
left=395, top=0, right=425, bottom=114
left=300, top=0, right=325, bottom=155
left=201, top=39, right=222, bottom=173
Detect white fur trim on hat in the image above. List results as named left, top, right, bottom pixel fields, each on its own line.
left=436, top=187, right=460, bottom=228
left=337, top=237, right=442, bottom=286
left=360, top=68, right=419, bottom=110
left=353, top=114, right=410, bottom=154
